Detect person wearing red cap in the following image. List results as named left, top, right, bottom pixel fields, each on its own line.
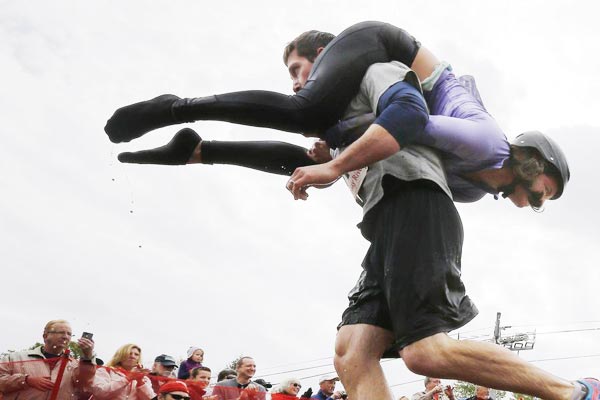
left=157, top=381, right=190, bottom=400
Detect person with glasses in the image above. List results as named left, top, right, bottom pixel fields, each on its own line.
left=271, top=377, right=303, bottom=399
left=0, top=319, right=97, bottom=400
left=149, top=354, right=179, bottom=394
left=211, top=357, right=266, bottom=400
left=156, top=380, right=191, bottom=400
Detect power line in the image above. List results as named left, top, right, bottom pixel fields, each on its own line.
left=536, top=327, right=600, bottom=335
left=256, top=326, right=599, bottom=379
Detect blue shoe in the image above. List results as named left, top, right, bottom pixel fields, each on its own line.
left=579, top=378, right=600, bottom=400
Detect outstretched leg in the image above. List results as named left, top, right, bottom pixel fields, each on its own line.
left=118, top=128, right=317, bottom=176
left=105, top=21, right=423, bottom=143
left=118, top=127, right=200, bottom=165
left=400, top=333, right=586, bottom=400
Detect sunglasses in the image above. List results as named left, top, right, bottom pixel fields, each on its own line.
left=168, top=395, right=190, bottom=400
left=292, top=383, right=302, bottom=389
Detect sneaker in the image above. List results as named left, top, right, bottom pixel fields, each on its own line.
left=579, top=378, right=600, bottom=400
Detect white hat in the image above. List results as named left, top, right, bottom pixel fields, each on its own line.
left=318, top=373, right=339, bottom=383
left=187, top=346, right=202, bottom=358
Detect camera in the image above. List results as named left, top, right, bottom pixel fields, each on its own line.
left=341, top=392, right=348, bottom=399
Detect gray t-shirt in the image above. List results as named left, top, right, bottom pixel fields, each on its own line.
left=338, top=61, right=451, bottom=218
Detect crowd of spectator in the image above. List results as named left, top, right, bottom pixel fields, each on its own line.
left=0, top=320, right=515, bottom=400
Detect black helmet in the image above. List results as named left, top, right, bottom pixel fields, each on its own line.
left=511, top=131, right=570, bottom=199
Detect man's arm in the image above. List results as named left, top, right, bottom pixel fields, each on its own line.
left=0, top=354, right=26, bottom=394
left=287, top=123, right=400, bottom=199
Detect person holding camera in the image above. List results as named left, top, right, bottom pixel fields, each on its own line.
left=0, top=319, right=96, bottom=400
left=412, top=377, right=455, bottom=400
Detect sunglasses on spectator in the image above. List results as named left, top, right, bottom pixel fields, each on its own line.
left=167, top=395, right=190, bottom=400
left=292, top=383, right=302, bottom=388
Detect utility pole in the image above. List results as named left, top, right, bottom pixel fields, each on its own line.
left=493, top=311, right=536, bottom=354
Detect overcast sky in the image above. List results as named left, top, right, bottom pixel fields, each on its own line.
left=1, top=0, right=599, bottom=396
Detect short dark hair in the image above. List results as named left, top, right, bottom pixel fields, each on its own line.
left=236, top=356, right=254, bottom=369
left=283, top=30, right=336, bottom=65
left=217, top=368, right=236, bottom=382
left=190, top=366, right=211, bottom=379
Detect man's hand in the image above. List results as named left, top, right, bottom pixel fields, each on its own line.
left=307, top=140, right=333, bottom=163
left=286, top=163, right=341, bottom=200
left=26, top=376, right=54, bottom=391
left=239, top=384, right=260, bottom=400
left=444, top=385, right=455, bottom=400
left=331, top=391, right=344, bottom=399
left=77, top=337, right=95, bottom=360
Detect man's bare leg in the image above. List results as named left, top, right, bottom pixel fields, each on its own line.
left=334, top=324, right=395, bottom=400
left=400, top=333, right=575, bottom=400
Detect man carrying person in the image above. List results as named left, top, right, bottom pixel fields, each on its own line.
left=0, top=319, right=97, bottom=400
left=280, top=32, right=598, bottom=400
left=107, top=25, right=597, bottom=400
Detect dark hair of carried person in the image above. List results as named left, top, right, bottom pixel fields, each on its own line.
left=283, top=30, right=336, bottom=64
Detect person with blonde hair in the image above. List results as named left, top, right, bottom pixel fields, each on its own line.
left=92, top=343, right=155, bottom=400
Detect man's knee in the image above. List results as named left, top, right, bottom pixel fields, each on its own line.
left=400, top=333, right=453, bottom=374
left=334, top=325, right=393, bottom=370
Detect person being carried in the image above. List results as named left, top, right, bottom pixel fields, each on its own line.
left=118, top=29, right=568, bottom=210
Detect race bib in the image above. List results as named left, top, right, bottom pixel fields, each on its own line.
left=343, top=167, right=368, bottom=201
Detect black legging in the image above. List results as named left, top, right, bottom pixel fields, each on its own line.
left=201, top=140, right=316, bottom=176
left=174, top=21, right=420, bottom=134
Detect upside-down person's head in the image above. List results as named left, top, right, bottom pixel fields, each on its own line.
left=502, top=131, right=570, bottom=210
left=283, top=30, right=335, bottom=93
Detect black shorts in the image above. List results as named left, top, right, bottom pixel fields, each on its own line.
left=339, top=179, right=478, bottom=354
